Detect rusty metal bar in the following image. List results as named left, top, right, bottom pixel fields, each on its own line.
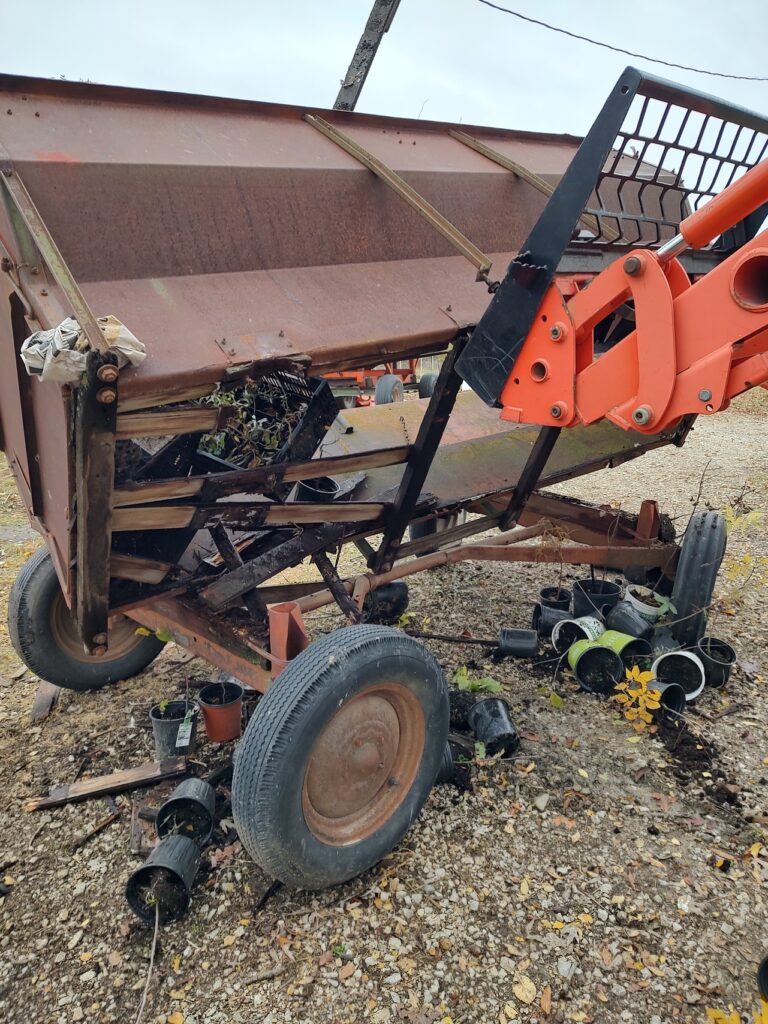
left=448, top=129, right=620, bottom=242
left=0, top=147, right=109, bottom=354
left=304, top=113, right=493, bottom=281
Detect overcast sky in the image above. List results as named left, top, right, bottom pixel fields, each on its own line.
left=0, top=0, right=765, bottom=134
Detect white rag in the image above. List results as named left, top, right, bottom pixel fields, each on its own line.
left=20, top=315, right=146, bottom=384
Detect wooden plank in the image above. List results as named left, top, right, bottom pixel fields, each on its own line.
left=30, top=681, right=62, bottom=723
left=24, top=758, right=188, bottom=812
left=109, top=553, right=173, bottom=584
left=111, top=501, right=387, bottom=532
left=115, top=406, right=231, bottom=440
left=117, top=383, right=216, bottom=414
left=200, top=525, right=343, bottom=611
left=111, top=445, right=411, bottom=507
left=75, top=352, right=118, bottom=653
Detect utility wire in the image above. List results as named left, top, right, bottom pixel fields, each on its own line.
left=475, top=0, right=768, bottom=82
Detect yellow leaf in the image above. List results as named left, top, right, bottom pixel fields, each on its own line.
left=167, top=1014, right=184, bottom=1024
left=647, top=688, right=661, bottom=701
left=222, top=935, right=236, bottom=947
left=134, top=626, right=152, bottom=636
left=551, top=921, right=565, bottom=929
left=639, top=710, right=653, bottom=724
left=748, top=842, right=764, bottom=858
left=644, top=699, right=661, bottom=710
left=627, top=665, right=641, bottom=682
left=637, top=670, right=656, bottom=685
left=627, top=735, right=642, bottom=743
left=705, top=1009, right=740, bottom=1024
left=239, top=918, right=250, bottom=926
left=625, top=709, right=639, bottom=721
left=512, top=975, right=536, bottom=1004
left=578, top=913, right=593, bottom=925
left=519, top=878, right=529, bottom=897
left=78, top=951, right=92, bottom=962
left=577, top=769, right=588, bottom=779
left=614, top=694, right=631, bottom=705
left=170, top=989, right=185, bottom=1000
left=3, top=875, right=15, bottom=886
left=172, top=955, right=181, bottom=973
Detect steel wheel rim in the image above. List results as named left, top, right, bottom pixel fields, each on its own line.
left=50, top=592, right=145, bottom=663
left=302, top=683, right=425, bottom=847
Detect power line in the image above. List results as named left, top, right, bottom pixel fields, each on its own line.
left=475, top=0, right=768, bottom=82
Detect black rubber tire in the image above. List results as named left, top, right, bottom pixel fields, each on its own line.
left=363, top=582, right=410, bottom=625
left=8, top=548, right=165, bottom=691
left=418, top=372, right=439, bottom=399
left=623, top=512, right=677, bottom=595
left=232, top=624, right=448, bottom=890
left=670, top=511, right=727, bottom=647
left=374, top=374, right=405, bottom=405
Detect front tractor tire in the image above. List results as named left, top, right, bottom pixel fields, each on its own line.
left=232, top=625, right=449, bottom=890
left=8, top=548, right=165, bottom=691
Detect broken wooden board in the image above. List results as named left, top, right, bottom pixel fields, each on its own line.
left=24, top=757, right=188, bottom=812
left=30, top=681, right=62, bottom=723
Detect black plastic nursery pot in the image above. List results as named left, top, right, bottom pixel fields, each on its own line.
left=606, top=599, right=654, bottom=639
left=531, top=603, right=570, bottom=636
left=498, top=628, right=538, bottom=658
left=551, top=615, right=605, bottom=654
left=758, top=956, right=768, bottom=1000
left=467, top=698, right=520, bottom=757
left=572, top=578, right=622, bottom=618
left=696, top=637, right=736, bottom=689
left=655, top=682, right=687, bottom=725
left=149, top=701, right=198, bottom=759
left=156, top=778, right=217, bottom=843
left=649, top=628, right=681, bottom=658
left=295, top=476, right=340, bottom=502
left=539, top=586, right=571, bottom=611
left=126, top=834, right=202, bottom=923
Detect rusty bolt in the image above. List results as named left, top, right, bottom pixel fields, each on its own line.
left=549, top=325, right=562, bottom=341
left=0, top=256, right=12, bottom=273
left=92, top=632, right=108, bottom=645
left=92, top=645, right=108, bottom=657
left=40, top=288, right=48, bottom=296
left=550, top=404, right=563, bottom=419
left=96, top=387, right=117, bottom=404
left=97, top=364, right=119, bottom=384
left=632, top=405, right=653, bottom=426
left=624, top=255, right=643, bottom=276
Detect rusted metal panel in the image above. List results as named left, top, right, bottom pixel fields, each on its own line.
left=0, top=74, right=580, bottom=406
left=318, top=390, right=684, bottom=504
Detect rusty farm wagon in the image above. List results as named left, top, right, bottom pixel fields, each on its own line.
left=1, top=68, right=766, bottom=886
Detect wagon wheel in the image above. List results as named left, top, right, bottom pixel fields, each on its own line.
left=374, top=374, right=405, bottom=404
left=418, top=372, right=439, bottom=398
left=8, top=548, right=165, bottom=691
left=232, top=625, right=448, bottom=889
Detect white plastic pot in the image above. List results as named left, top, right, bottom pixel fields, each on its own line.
left=551, top=615, right=605, bottom=653
left=623, top=585, right=666, bottom=624
left=651, top=650, right=705, bottom=702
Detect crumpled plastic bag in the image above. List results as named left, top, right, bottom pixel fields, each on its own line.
left=20, top=315, right=146, bottom=384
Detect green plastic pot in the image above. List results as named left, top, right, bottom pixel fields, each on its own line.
left=567, top=639, right=624, bottom=695
left=598, top=630, right=652, bottom=668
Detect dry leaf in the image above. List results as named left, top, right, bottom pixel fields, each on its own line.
left=339, top=961, right=356, bottom=980
left=519, top=878, right=530, bottom=897
left=540, top=984, right=552, bottom=1015
left=318, top=951, right=333, bottom=966
left=108, top=951, right=122, bottom=967
left=172, top=955, right=181, bottom=973
left=167, top=1014, right=184, bottom=1024
left=513, top=975, right=536, bottom=1004
left=222, top=935, right=236, bottom=947
left=78, top=952, right=92, bottom=962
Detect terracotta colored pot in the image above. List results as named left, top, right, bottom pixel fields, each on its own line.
left=198, top=681, right=244, bottom=742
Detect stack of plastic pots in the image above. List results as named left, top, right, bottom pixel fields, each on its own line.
left=126, top=778, right=217, bottom=923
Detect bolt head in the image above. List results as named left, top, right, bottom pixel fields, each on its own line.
left=549, top=325, right=562, bottom=341
left=632, top=405, right=653, bottom=426
left=550, top=404, right=562, bottom=419
left=624, top=255, right=644, bottom=276
left=97, top=364, right=119, bottom=384
left=698, top=388, right=712, bottom=402
left=95, top=387, right=117, bottom=404
left=92, top=632, right=108, bottom=645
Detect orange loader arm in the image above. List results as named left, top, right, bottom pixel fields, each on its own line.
left=498, top=159, right=768, bottom=435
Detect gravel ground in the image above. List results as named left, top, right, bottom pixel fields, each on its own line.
left=0, top=396, right=766, bottom=1024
